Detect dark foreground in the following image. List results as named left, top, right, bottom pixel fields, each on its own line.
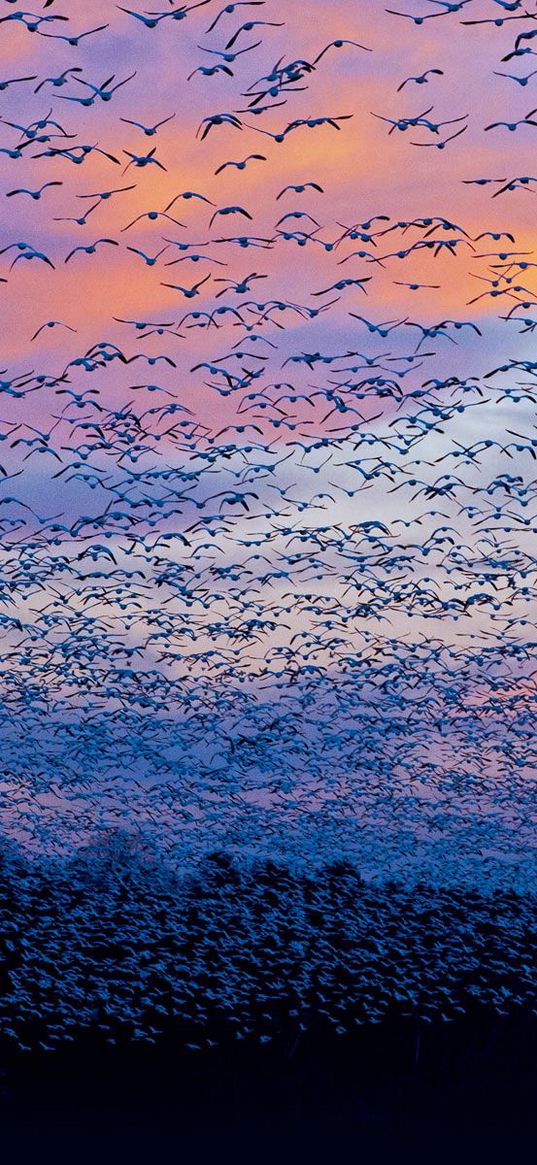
left=1, top=1013, right=536, bottom=1164
left=0, top=841, right=535, bottom=1162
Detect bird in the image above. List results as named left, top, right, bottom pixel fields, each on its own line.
left=205, top=3, right=268, bottom=34
left=122, top=148, right=167, bottom=173
left=493, top=70, right=537, bottom=86
left=38, top=23, right=110, bottom=47
left=119, top=113, right=176, bottom=136
left=31, top=320, right=77, bottom=342
left=6, top=182, right=63, bottom=201
left=161, top=273, right=212, bottom=297
left=397, top=69, right=444, bottom=91
left=485, top=108, right=537, bottom=131
left=223, top=20, right=285, bottom=51
left=164, top=191, right=215, bottom=210
left=411, top=125, right=468, bottom=148
left=126, top=246, right=170, bottom=267
left=209, top=204, right=253, bottom=229
left=276, top=182, right=324, bottom=199
left=64, top=239, right=119, bottom=264
left=313, top=39, right=373, bottom=63
left=215, top=154, right=266, bottom=175
left=34, top=67, right=83, bottom=94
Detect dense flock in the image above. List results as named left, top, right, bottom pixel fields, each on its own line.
left=0, top=0, right=536, bottom=1052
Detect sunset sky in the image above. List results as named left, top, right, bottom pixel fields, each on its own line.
left=1, top=0, right=536, bottom=888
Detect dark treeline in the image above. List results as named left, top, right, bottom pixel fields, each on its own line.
left=0, top=833, right=535, bottom=1060
left=1, top=836, right=536, bottom=1161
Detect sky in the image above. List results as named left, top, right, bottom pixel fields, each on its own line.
left=0, top=0, right=536, bottom=889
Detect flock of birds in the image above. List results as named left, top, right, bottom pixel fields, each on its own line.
left=0, top=0, right=536, bottom=1051
left=0, top=845, right=535, bottom=1053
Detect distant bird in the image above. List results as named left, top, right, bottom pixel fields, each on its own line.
left=411, top=125, right=468, bottom=148
left=161, top=274, right=212, bottom=297
left=197, top=112, right=243, bottom=140
left=31, top=321, right=77, bottom=342
left=119, top=114, right=176, bottom=136
left=209, top=204, right=253, bottom=229
left=205, top=2, right=267, bottom=34
left=126, top=246, right=170, bottom=267
left=122, top=148, right=167, bottom=173
left=64, top=239, right=119, bottom=264
left=38, top=24, right=110, bottom=47
left=397, top=69, right=444, bottom=92
left=276, top=182, right=324, bottom=199
left=0, top=74, right=38, bottom=92
left=493, top=70, right=537, bottom=86
left=313, top=39, right=373, bottom=63
left=165, top=191, right=215, bottom=210
left=34, top=68, right=83, bottom=94
left=485, top=104, right=537, bottom=131
left=59, top=72, right=137, bottom=106
left=77, top=186, right=137, bottom=204
left=215, top=154, right=266, bottom=175
left=6, top=182, right=62, bottom=201
left=188, top=63, right=234, bottom=80
left=223, top=20, right=285, bottom=50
